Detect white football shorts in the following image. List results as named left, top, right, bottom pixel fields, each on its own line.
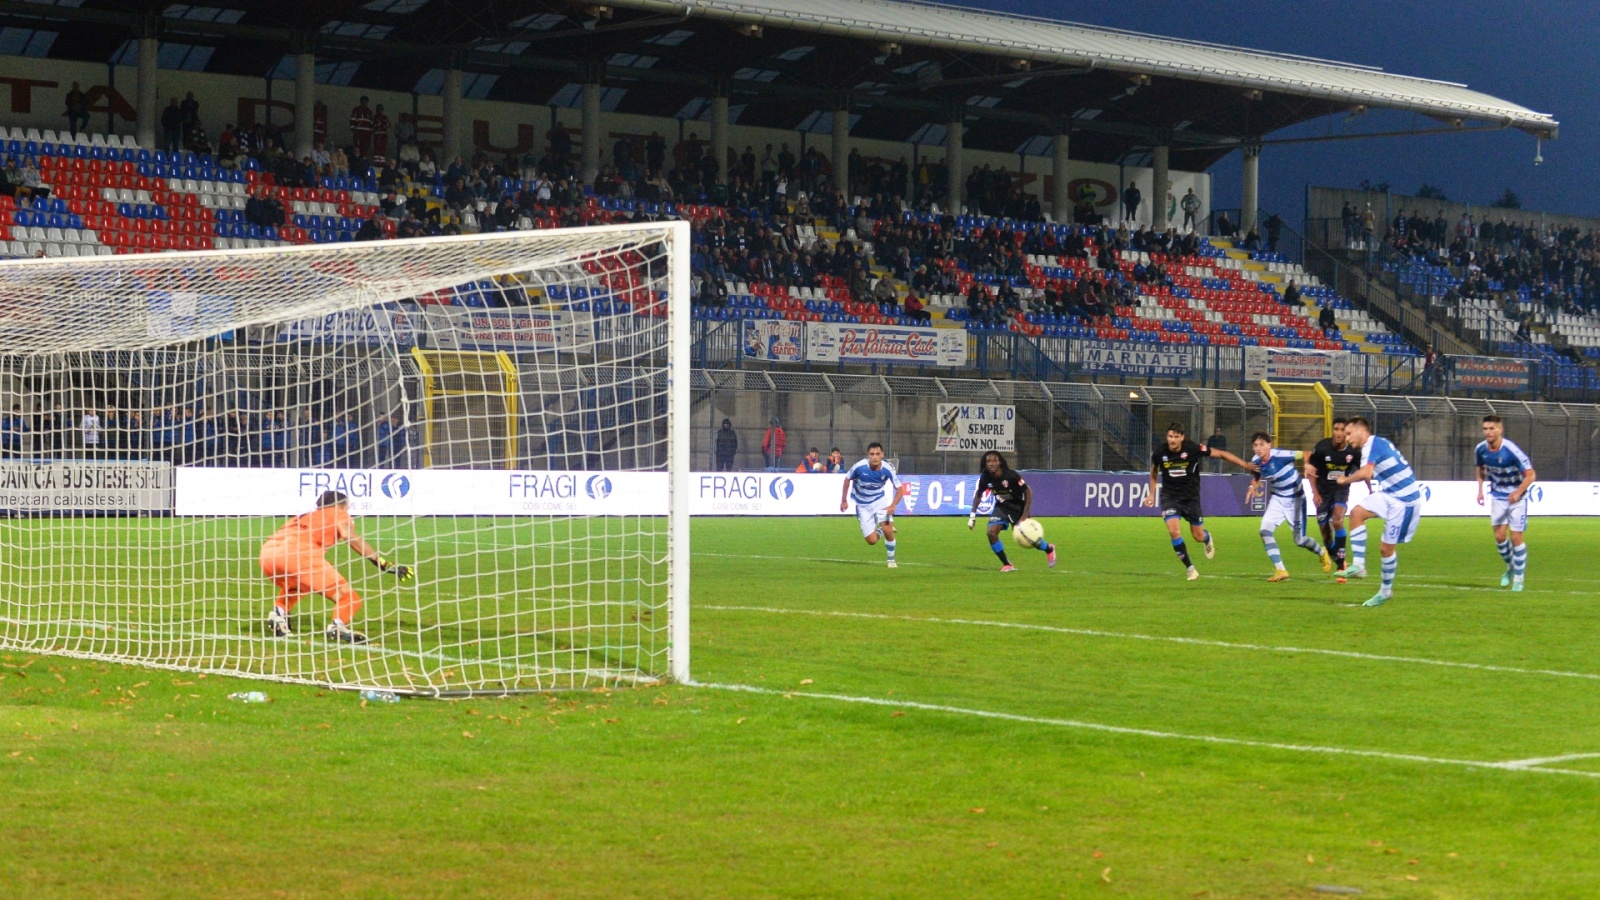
left=1489, top=495, right=1529, bottom=533
left=1354, top=491, right=1423, bottom=545
left=1258, top=492, right=1307, bottom=537
left=856, top=499, right=894, bottom=538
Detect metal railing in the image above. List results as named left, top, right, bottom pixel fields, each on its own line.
left=691, top=370, right=1600, bottom=480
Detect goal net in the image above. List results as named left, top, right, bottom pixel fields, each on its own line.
left=0, top=222, right=692, bottom=696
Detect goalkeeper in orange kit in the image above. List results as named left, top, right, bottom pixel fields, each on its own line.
left=261, top=490, right=413, bottom=644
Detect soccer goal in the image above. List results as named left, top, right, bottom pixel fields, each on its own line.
left=0, top=222, right=692, bottom=696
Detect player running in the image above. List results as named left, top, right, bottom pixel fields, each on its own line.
left=1475, top=414, right=1536, bottom=591
left=1142, top=423, right=1257, bottom=580
left=1335, top=416, right=1423, bottom=607
left=840, top=442, right=901, bottom=568
left=260, top=490, right=414, bottom=643
left=966, top=450, right=1055, bottom=572
left=1307, top=418, right=1361, bottom=575
left=1245, top=432, right=1331, bottom=582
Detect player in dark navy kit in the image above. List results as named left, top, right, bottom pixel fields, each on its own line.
left=1306, top=418, right=1361, bottom=574
left=1143, top=423, right=1256, bottom=579
left=967, top=450, right=1054, bottom=571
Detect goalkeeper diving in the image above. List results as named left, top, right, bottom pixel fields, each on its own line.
left=261, top=490, right=414, bottom=644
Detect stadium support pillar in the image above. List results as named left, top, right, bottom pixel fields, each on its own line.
left=442, top=67, right=464, bottom=165
left=581, top=81, right=602, bottom=185
left=946, top=117, right=964, bottom=213
left=710, top=94, right=729, bottom=179
left=135, top=36, right=158, bottom=149
left=831, top=107, right=850, bottom=195
left=1151, top=144, right=1170, bottom=231
left=293, top=51, right=316, bottom=161
left=1241, top=143, right=1261, bottom=235
left=1051, top=129, right=1070, bottom=223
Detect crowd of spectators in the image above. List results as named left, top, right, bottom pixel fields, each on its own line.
left=0, top=398, right=410, bottom=469
left=1368, top=198, right=1600, bottom=322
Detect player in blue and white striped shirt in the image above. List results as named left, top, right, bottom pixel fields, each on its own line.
left=839, top=442, right=902, bottom=568
left=1244, top=432, right=1331, bottom=582
left=1335, top=416, right=1424, bottom=607
left=1475, top=415, right=1536, bottom=591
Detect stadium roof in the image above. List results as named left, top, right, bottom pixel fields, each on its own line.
left=0, top=0, right=1557, bottom=168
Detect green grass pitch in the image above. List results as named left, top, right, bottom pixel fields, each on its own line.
left=4, top=514, right=1600, bottom=896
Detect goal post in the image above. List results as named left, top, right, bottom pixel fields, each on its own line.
left=1261, top=380, right=1333, bottom=451
left=0, top=221, right=693, bottom=696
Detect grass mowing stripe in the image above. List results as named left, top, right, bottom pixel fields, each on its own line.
left=695, top=681, right=1600, bottom=780
left=699, top=604, right=1600, bottom=682
left=700, top=550, right=1600, bottom=594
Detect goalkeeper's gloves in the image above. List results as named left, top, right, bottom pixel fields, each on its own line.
left=374, top=556, right=416, bottom=583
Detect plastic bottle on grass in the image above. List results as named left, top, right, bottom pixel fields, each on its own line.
left=360, top=689, right=401, bottom=704
left=227, top=691, right=269, bottom=703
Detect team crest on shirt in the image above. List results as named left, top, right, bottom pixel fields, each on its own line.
left=1180, top=452, right=1188, bottom=459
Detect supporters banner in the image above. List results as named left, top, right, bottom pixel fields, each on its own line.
left=1078, top=340, right=1195, bottom=378
left=741, top=320, right=806, bottom=363
left=424, top=308, right=593, bottom=351
left=0, top=460, right=173, bottom=513
left=936, top=404, right=1016, bottom=452
left=276, top=308, right=418, bottom=348
left=1244, top=346, right=1351, bottom=384
left=806, top=323, right=968, bottom=367
left=1448, top=355, right=1532, bottom=393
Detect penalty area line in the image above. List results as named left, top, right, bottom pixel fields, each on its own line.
left=700, top=605, right=1600, bottom=683
left=693, top=681, right=1600, bottom=780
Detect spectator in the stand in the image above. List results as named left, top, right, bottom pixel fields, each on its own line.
left=1206, top=425, right=1229, bottom=473
left=1, top=403, right=27, bottom=457
left=1214, top=211, right=1236, bottom=239
left=376, top=413, right=407, bottom=468
left=80, top=407, right=101, bottom=460
left=371, top=103, right=391, bottom=159
left=713, top=418, right=738, bottom=471
left=549, top=121, right=573, bottom=163
left=1123, top=182, right=1142, bottom=224
left=795, top=448, right=823, bottom=473
left=1360, top=203, right=1376, bottom=246
left=1282, top=280, right=1302, bottom=307
left=20, top=160, right=51, bottom=200
left=1319, top=302, right=1338, bottom=338
left=1240, top=225, right=1261, bottom=251
left=311, top=140, right=330, bottom=171
left=1264, top=213, right=1283, bottom=253
left=1341, top=201, right=1358, bottom=248
left=161, top=99, right=184, bottom=153
left=180, top=91, right=200, bottom=131
left=64, top=82, right=88, bottom=137
left=903, top=293, right=931, bottom=323
left=825, top=448, right=846, bottom=474
left=349, top=96, right=375, bottom=157
left=0, top=157, right=22, bottom=198
left=1180, top=188, right=1201, bottom=232
left=102, top=404, right=123, bottom=457
left=761, top=417, right=786, bottom=469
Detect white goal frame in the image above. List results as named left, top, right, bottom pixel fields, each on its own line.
left=0, top=221, right=693, bottom=694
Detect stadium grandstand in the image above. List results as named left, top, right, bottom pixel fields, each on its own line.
left=0, top=0, right=1562, bottom=392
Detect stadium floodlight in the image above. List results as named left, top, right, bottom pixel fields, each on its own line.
left=0, top=222, right=692, bottom=696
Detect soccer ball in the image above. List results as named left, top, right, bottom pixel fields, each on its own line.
left=1013, top=518, right=1045, bottom=549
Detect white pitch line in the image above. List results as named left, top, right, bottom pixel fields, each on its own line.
left=699, top=604, right=1600, bottom=683
left=694, top=682, right=1600, bottom=780
left=1496, top=753, right=1600, bottom=770
left=698, top=551, right=1600, bottom=595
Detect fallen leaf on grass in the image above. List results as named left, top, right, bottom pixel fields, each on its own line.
left=1405, top=875, right=1419, bottom=882
left=735, top=717, right=747, bottom=725
left=891, top=711, right=905, bottom=718
left=1408, top=859, right=1419, bottom=865
left=799, top=679, right=814, bottom=685
left=462, top=731, right=475, bottom=738
left=1092, top=851, right=1103, bottom=859
left=1101, top=867, right=1112, bottom=883
left=970, top=807, right=985, bottom=814
left=1306, top=854, right=1315, bottom=864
